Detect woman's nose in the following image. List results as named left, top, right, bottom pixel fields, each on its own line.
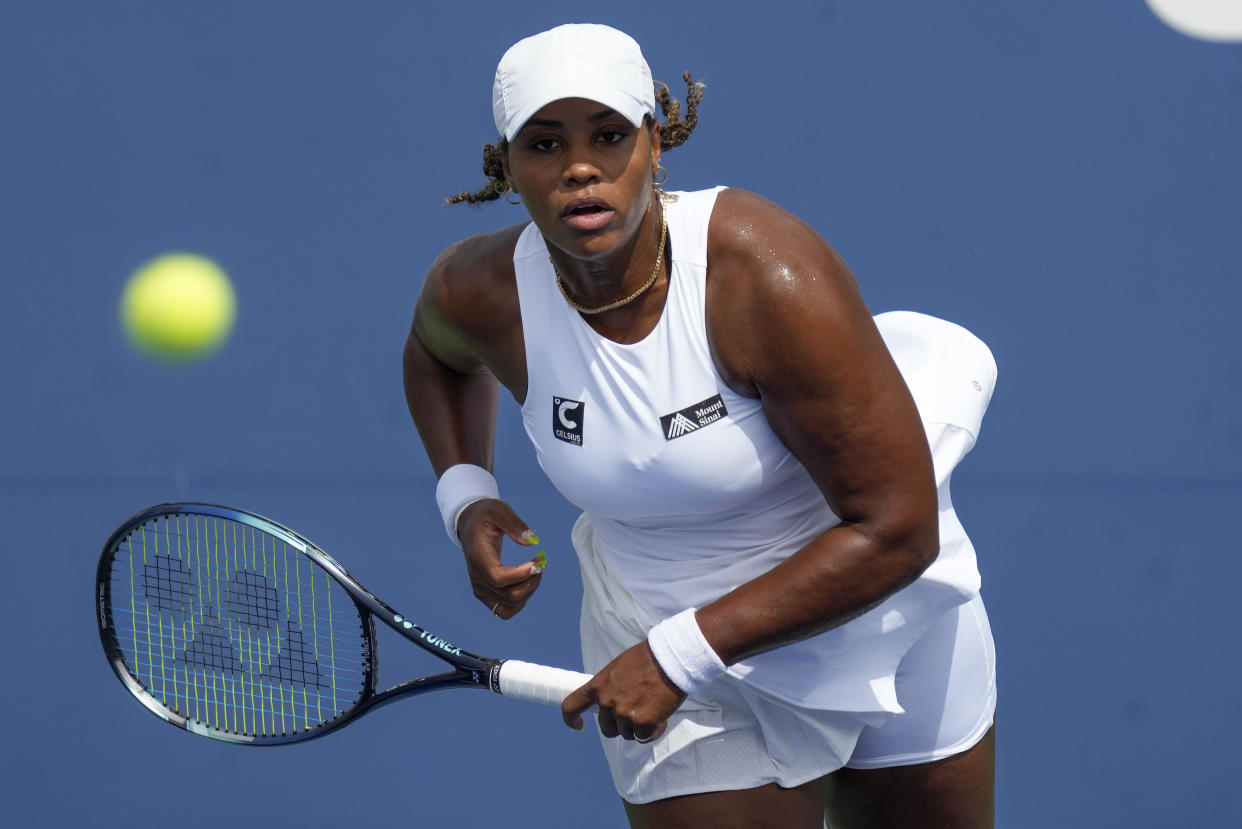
left=563, top=159, right=600, bottom=187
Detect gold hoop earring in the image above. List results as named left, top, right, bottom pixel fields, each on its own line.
left=498, top=180, right=522, bottom=205
left=653, top=164, right=669, bottom=186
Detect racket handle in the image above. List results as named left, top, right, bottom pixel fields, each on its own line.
left=495, top=659, right=592, bottom=707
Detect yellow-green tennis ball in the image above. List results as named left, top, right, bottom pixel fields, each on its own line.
left=120, top=253, right=236, bottom=362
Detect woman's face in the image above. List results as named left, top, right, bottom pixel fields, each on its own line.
left=503, top=97, right=660, bottom=263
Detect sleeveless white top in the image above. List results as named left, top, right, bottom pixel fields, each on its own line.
left=515, top=186, right=991, bottom=714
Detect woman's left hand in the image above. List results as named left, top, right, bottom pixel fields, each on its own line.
left=561, top=642, right=686, bottom=741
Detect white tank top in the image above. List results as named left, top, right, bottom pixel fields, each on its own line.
left=515, top=187, right=987, bottom=713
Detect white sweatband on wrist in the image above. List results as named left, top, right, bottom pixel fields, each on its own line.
left=435, top=464, right=499, bottom=547
left=647, top=607, right=727, bottom=695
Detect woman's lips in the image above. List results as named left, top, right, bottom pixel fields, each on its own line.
left=562, top=199, right=615, bottom=231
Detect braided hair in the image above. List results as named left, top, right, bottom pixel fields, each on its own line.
left=446, top=72, right=705, bottom=206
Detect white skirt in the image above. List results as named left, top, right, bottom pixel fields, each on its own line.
left=572, top=513, right=997, bottom=804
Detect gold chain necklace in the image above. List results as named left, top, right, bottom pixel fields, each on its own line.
left=551, top=197, right=667, bottom=316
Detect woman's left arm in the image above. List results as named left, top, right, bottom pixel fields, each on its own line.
left=698, top=187, right=939, bottom=664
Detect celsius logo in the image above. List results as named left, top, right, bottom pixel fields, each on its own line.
left=660, top=394, right=728, bottom=441
left=553, top=396, right=584, bottom=445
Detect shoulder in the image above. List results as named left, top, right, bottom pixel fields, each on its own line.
left=705, top=189, right=868, bottom=392
left=423, top=223, right=528, bottom=305
left=414, top=222, right=528, bottom=373
left=708, top=186, right=849, bottom=264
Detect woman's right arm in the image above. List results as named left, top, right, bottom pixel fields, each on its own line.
left=403, top=235, right=543, bottom=618
left=403, top=251, right=501, bottom=477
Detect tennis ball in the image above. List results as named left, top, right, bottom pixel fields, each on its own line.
left=120, top=253, right=236, bottom=362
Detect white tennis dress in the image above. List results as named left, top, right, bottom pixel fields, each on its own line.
left=513, top=186, right=997, bottom=800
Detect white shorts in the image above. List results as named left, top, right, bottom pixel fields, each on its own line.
left=576, top=520, right=997, bottom=803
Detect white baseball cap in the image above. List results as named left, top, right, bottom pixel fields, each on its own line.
left=492, top=24, right=656, bottom=142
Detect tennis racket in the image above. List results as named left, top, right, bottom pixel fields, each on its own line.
left=96, top=502, right=592, bottom=745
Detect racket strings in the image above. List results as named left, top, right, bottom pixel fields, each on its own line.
left=224, top=568, right=281, bottom=629
left=264, top=620, right=330, bottom=688
left=105, top=513, right=370, bottom=739
left=141, top=555, right=194, bottom=615
left=180, top=618, right=243, bottom=674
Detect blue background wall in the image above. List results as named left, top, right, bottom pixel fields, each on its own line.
left=2, top=2, right=1238, bottom=826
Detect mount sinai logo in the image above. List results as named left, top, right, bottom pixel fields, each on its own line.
left=659, top=394, right=728, bottom=441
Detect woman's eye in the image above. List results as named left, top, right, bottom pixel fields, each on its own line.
left=598, top=130, right=626, bottom=145
left=529, top=138, right=560, bottom=152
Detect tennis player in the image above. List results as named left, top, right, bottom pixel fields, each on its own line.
left=405, top=23, right=997, bottom=828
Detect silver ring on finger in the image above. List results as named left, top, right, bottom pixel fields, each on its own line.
left=492, top=602, right=501, bottom=616
left=635, top=733, right=656, bottom=744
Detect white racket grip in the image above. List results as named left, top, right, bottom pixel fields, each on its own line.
left=495, top=660, right=593, bottom=707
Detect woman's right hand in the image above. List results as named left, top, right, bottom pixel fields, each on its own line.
left=457, top=499, right=545, bottom=619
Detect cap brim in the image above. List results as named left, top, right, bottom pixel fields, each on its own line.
left=502, top=85, right=652, bottom=141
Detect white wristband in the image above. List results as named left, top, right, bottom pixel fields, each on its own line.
left=435, top=464, right=499, bottom=546
left=647, top=608, right=727, bottom=695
